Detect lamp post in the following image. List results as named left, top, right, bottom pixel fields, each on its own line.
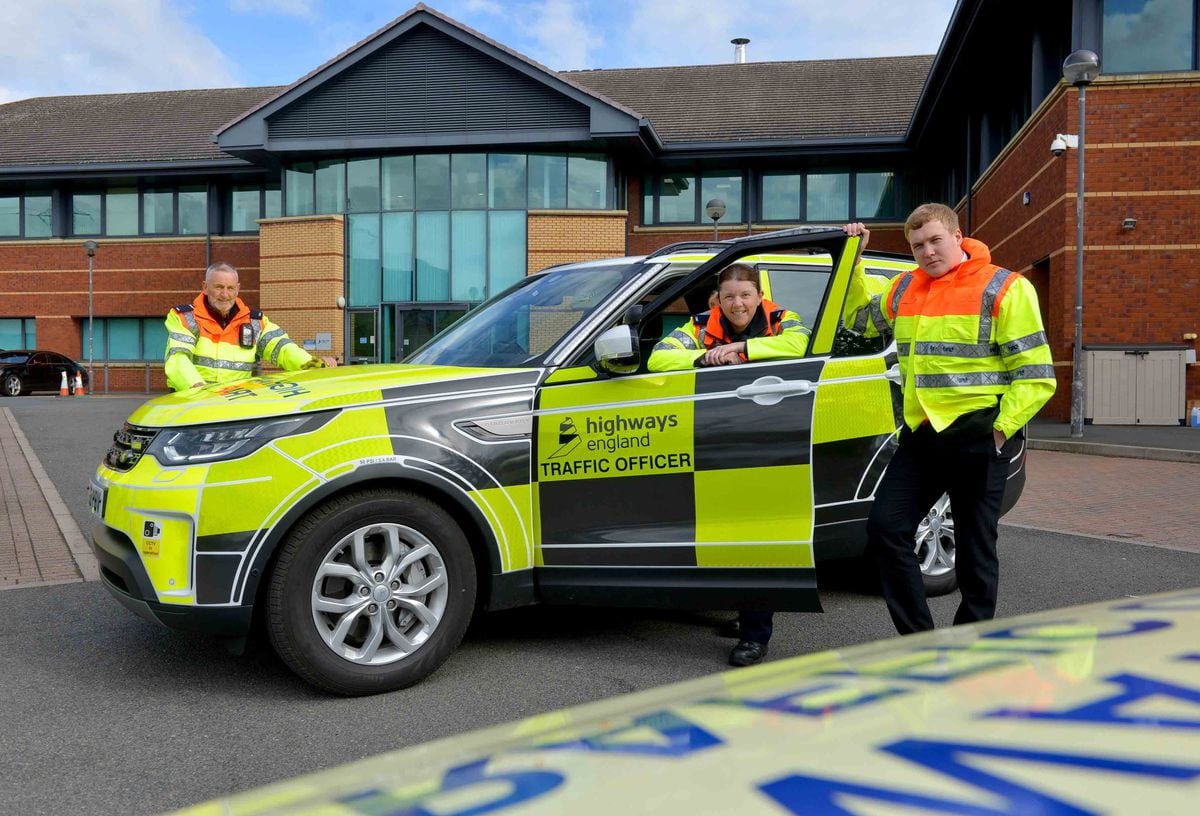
left=1063, top=49, right=1100, bottom=439
left=705, top=198, right=726, bottom=241
left=83, top=240, right=98, bottom=389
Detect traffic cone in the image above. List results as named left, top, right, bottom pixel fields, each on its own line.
left=73, top=371, right=86, bottom=396
left=59, top=371, right=70, bottom=397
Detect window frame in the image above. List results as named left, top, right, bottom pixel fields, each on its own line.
left=82, top=317, right=168, bottom=362
left=69, top=187, right=212, bottom=238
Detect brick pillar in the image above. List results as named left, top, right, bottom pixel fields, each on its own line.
left=527, top=210, right=628, bottom=275
left=258, top=215, right=345, bottom=362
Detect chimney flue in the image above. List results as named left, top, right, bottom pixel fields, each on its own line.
left=731, top=37, right=750, bottom=64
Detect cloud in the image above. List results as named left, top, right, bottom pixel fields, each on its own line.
left=228, top=0, right=317, bottom=19
left=464, top=0, right=505, bottom=14
left=525, top=0, right=602, bottom=70
left=1102, top=0, right=1193, bottom=73
left=0, top=0, right=238, bottom=102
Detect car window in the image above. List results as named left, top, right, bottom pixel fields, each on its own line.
left=29, top=353, right=49, bottom=365
left=407, top=261, right=641, bottom=368
left=757, top=262, right=830, bottom=327
left=0, top=352, right=30, bottom=364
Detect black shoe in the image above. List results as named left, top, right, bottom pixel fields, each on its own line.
left=717, top=618, right=740, bottom=639
left=729, top=640, right=768, bottom=667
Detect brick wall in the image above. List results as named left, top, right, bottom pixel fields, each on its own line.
left=527, top=210, right=628, bottom=274
left=258, top=215, right=345, bottom=365
left=0, top=235, right=259, bottom=392
left=967, top=77, right=1200, bottom=418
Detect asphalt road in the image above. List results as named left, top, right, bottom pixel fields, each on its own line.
left=2, top=395, right=1199, bottom=815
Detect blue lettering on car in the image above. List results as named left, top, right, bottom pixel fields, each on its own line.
left=340, top=758, right=564, bottom=816
left=534, top=710, right=722, bottom=757
left=985, top=672, right=1200, bottom=729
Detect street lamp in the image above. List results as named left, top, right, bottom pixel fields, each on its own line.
left=706, top=198, right=726, bottom=241
left=1063, top=49, right=1100, bottom=438
left=83, top=240, right=98, bottom=389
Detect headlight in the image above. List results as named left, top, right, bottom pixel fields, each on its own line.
left=148, top=414, right=328, bottom=465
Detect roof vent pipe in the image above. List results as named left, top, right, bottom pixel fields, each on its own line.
left=731, top=37, right=749, bottom=64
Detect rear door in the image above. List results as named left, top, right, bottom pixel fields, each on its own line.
left=533, top=231, right=862, bottom=612
left=27, top=352, right=56, bottom=391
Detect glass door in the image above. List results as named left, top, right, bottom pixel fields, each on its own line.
left=348, top=310, right=378, bottom=364
left=393, top=306, right=469, bottom=360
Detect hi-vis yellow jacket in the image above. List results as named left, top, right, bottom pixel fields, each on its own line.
left=648, top=300, right=810, bottom=372
left=164, top=294, right=314, bottom=391
left=843, top=238, right=1055, bottom=437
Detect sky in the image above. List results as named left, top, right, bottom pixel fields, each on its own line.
left=0, top=0, right=959, bottom=104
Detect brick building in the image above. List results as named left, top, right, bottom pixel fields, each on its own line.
left=0, top=0, right=1196, bottom=419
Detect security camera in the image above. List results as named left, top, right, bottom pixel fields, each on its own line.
left=1050, top=133, right=1078, bottom=157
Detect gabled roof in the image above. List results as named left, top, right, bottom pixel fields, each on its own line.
left=0, top=87, right=281, bottom=170
left=565, top=55, right=934, bottom=146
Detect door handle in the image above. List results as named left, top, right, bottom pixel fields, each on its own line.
left=884, top=363, right=902, bottom=384
left=735, top=375, right=813, bottom=405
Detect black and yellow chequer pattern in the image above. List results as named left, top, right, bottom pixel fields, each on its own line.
left=534, top=359, right=825, bottom=570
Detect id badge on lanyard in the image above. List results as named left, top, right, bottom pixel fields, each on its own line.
left=240, top=324, right=255, bottom=349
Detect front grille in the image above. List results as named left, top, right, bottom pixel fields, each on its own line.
left=104, top=423, right=159, bottom=472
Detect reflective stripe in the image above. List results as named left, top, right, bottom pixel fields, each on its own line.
left=916, top=371, right=1011, bottom=388
left=1008, top=364, right=1056, bottom=381
left=1000, top=330, right=1049, bottom=356
left=913, top=340, right=999, bottom=358
left=897, top=342, right=910, bottom=357
left=779, top=319, right=810, bottom=335
left=166, top=347, right=193, bottom=358
left=168, top=332, right=197, bottom=346
left=868, top=298, right=889, bottom=335
left=271, top=338, right=297, bottom=365
left=889, top=273, right=913, bottom=319
left=977, top=267, right=1013, bottom=343
left=257, top=327, right=284, bottom=355
left=181, top=310, right=200, bottom=336
left=193, top=356, right=254, bottom=372
left=852, top=306, right=870, bottom=334
left=658, top=328, right=698, bottom=351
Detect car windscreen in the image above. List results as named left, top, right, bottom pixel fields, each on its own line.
left=0, top=352, right=30, bottom=364
left=407, top=261, right=642, bottom=368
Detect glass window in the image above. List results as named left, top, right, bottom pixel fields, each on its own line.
left=701, top=174, right=743, bottom=224
left=72, top=193, right=102, bottom=235
left=488, top=154, right=526, bottom=209
left=24, top=195, right=52, bottom=238
left=855, top=172, right=895, bottom=219
left=231, top=187, right=261, bottom=232
left=105, top=188, right=138, bottom=236
left=347, top=214, right=381, bottom=308
left=1103, top=0, right=1194, bottom=73
left=347, top=158, right=381, bottom=213
left=264, top=184, right=281, bottom=219
left=142, top=190, right=174, bottom=234
left=451, top=211, right=487, bottom=301
left=382, top=156, right=414, bottom=211
left=641, top=176, right=654, bottom=225
left=451, top=154, right=487, bottom=210
left=488, top=211, right=526, bottom=295
left=806, top=172, right=849, bottom=222
left=416, top=211, right=450, bottom=301
left=762, top=174, right=801, bottom=221
left=415, top=155, right=450, bottom=211
left=528, top=154, right=566, bottom=209
left=0, top=318, right=34, bottom=349
left=285, top=163, right=315, bottom=216
left=315, top=159, right=345, bottom=214
left=567, top=155, right=607, bottom=209
left=143, top=320, right=167, bottom=358
left=0, top=197, right=17, bottom=236
left=382, top=212, right=414, bottom=301
left=658, top=174, right=696, bottom=223
left=178, top=187, right=208, bottom=235
left=107, top=318, right=141, bottom=360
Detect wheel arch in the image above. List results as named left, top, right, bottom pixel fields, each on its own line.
left=240, top=463, right=524, bottom=618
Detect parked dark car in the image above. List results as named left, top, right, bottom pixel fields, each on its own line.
left=0, top=349, right=90, bottom=396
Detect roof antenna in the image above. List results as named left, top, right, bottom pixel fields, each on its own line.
left=731, top=37, right=750, bottom=64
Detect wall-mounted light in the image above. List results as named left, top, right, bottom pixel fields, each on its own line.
left=335, top=295, right=346, bottom=309
left=1022, top=192, right=1031, bottom=206
left=1121, top=217, right=1137, bottom=230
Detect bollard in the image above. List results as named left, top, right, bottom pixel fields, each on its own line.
left=145, top=363, right=151, bottom=394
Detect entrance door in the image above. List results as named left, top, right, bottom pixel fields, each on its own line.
left=393, top=306, right=468, bottom=361
left=348, top=310, right=377, bottom=364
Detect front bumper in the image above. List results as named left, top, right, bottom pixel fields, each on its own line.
left=91, top=521, right=253, bottom=637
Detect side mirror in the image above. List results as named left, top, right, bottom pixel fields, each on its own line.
left=593, top=324, right=639, bottom=374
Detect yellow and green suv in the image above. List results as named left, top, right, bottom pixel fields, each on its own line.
left=90, top=229, right=1026, bottom=695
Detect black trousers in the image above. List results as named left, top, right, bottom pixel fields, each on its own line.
left=867, top=410, right=1013, bottom=634
left=738, top=610, right=773, bottom=644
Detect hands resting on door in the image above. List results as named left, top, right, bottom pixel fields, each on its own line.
left=700, top=341, right=747, bottom=367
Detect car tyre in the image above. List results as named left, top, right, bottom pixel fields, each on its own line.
left=916, top=494, right=957, bottom=596
left=266, top=488, right=476, bottom=696
left=2, top=373, right=22, bottom=397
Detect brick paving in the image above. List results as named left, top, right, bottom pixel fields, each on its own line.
left=0, top=407, right=97, bottom=588
left=1003, top=449, right=1200, bottom=554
